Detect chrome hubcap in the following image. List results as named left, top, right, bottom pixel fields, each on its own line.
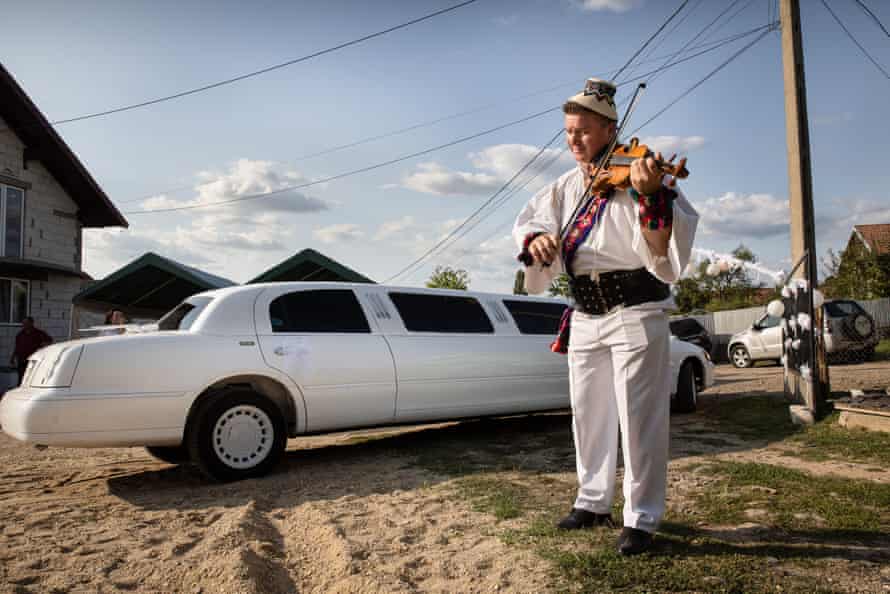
left=733, top=349, right=748, bottom=366
left=212, top=405, right=273, bottom=469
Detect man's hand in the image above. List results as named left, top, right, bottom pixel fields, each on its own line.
left=529, top=233, right=559, bottom=265
left=630, top=152, right=666, bottom=196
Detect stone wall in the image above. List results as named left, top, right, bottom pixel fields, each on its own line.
left=0, top=116, right=82, bottom=271
left=0, top=115, right=88, bottom=364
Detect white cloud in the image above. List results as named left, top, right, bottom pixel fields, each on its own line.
left=572, top=0, right=642, bottom=12
left=638, top=135, right=706, bottom=156
left=139, top=159, right=328, bottom=216
left=402, top=162, right=500, bottom=196
left=401, top=145, right=574, bottom=197
left=693, top=192, right=791, bottom=238
left=313, top=223, right=365, bottom=244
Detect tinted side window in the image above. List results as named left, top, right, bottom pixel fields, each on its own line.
left=824, top=301, right=861, bottom=317
left=270, top=290, right=370, bottom=333
left=389, top=293, right=493, bottom=333
left=503, top=300, right=566, bottom=335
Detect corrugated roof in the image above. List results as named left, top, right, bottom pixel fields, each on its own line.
left=248, top=248, right=374, bottom=284
left=74, top=252, right=235, bottom=314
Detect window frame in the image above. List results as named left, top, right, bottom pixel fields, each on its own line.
left=0, top=183, right=26, bottom=259
left=0, top=276, right=30, bottom=326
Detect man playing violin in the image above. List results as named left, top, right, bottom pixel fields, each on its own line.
left=513, top=78, right=699, bottom=556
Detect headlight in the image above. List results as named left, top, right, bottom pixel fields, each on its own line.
left=31, top=345, right=84, bottom=388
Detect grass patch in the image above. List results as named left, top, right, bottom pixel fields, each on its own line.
left=874, top=338, right=890, bottom=361
left=700, top=394, right=799, bottom=441
left=474, top=460, right=889, bottom=593
left=455, top=476, right=530, bottom=521
left=692, top=461, right=890, bottom=532
left=789, top=412, right=890, bottom=467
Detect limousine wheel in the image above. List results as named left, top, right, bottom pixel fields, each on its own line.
left=145, top=445, right=190, bottom=465
left=187, top=389, right=286, bottom=482
left=672, top=360, right=697, bottom=414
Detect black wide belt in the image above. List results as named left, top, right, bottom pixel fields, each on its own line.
left=570, top=268, right=670, bottom=315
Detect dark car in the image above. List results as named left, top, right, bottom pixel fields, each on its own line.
left=669, top=317, right=713, bottom=356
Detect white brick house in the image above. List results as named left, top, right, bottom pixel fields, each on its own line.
left=0, top=62, right=127, bottom=362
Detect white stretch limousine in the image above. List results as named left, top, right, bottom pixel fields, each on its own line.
left=1, top=283, right=713, bottom=481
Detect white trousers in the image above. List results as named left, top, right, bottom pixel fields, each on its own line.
left=567, top=307, right=670, bottom=533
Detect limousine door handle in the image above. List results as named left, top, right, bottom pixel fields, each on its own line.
left=273, top=346, right=291, bottom=356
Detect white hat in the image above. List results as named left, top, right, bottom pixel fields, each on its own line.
left=566, top=78, right=618, bottom=121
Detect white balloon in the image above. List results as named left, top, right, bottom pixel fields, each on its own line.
left=792, top=339, right=801, bottom=350
left=797, top=312, right=811, bottom=331
left=781, top=286, right=793, bottom=299
left=706, top=263, right=720, bottom=276
left=767, top=300, right=784, bottom=318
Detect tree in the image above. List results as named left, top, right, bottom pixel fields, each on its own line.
left=673, top=276, right=709, bottom=313
left=513, top=270, right=527, bottom=295
left=426, top=266, right=469, bottom=290
left=822, top=244, right=890, bottom=300
left=673, top=244, right=761, bottom=313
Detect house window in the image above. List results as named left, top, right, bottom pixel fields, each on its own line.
left=0, top=278, right=29, bottom=324
left=0, top=184, right=25, bottom=258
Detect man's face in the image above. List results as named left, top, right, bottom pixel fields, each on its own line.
left=565, top=112, right=615, bottom=165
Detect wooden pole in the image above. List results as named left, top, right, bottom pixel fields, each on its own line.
left=780, top=0, right=829, bottom=420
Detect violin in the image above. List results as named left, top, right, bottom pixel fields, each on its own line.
left=587, top=137, right=689, bottom=193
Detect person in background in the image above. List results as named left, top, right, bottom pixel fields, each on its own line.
left=10, top=317, right=53, bottom=386
left=100, top=309, right=129, bottom=336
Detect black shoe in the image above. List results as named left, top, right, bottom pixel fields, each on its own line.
left=557, top=508, right=615, bottom=530
left=617, top=527, right=654, bottom=555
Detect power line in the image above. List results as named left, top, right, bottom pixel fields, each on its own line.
left=124, top=107, right=558, bottom=215
left=629, top=23, right=778, bottom=136
left=118, top=27, right=772, bottom=206
left=821, top=0, right=890, bottom=79
left=382, top=128, right=565, bottom=284
left=37, top=1, right=481, bottom=127
left=386, top=10, right=772, bottom=285
left=424, top=148, right=570, bottom=277
left=852, top=0, right=889, bottom=37
left=121, top=23, right=771, bottom=210
left=612, top=0, right=692, bottom=81
left=615, top=0, right=706, bottom=84
left=400, top=22, right=778, bottom=282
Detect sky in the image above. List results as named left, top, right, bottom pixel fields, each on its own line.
left=3, top=0, right=889, bottom=293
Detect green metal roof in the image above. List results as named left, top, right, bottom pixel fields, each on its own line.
left=248, top=248, right=374, bottom=284
left=74, top=252, right=235, bottom=314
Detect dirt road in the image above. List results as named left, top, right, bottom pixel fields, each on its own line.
left=2, top=360, right=888, bottom=593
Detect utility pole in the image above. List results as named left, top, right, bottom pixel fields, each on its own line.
left=780, top=0, right=829, bottom=421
